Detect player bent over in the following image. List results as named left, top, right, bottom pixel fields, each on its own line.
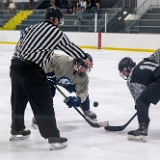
left=118, top=48, right=160, bottom=142
left=32, top=53, right=97, bottom=128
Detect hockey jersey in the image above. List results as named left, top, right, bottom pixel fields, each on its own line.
left=127, top=49, right=160, bottom=102
left=45, top=54, right=89, bottom=103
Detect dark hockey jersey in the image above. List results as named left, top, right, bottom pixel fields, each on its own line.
left=127, top=49, right=160, bottom=102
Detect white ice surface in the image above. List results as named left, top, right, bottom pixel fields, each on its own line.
left=0, top=44, right=160, bottom=160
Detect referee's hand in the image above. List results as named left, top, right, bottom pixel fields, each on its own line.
left=83, top=58, right=93, bottom=69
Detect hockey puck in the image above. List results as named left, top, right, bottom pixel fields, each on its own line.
left=93, top=102, right=98, bottom=107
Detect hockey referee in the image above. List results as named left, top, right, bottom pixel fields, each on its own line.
left=9, top=6, right=92, bottom=150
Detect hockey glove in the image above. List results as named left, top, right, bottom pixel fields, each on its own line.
left=46, top=72, right=56, bottom=88
left=65, top=96, right=81, bottom=108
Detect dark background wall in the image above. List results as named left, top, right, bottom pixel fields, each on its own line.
left=13, top=0, right=136, bottom=10
left=100, top=0, right=119, bottom=8
left=37, top=0, right=121, bottom=9
left=55, top=0, right=137, bottom=9
left=96, top=0, right=137, bottom=8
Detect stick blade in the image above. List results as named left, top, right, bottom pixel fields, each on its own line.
left=88, top=120, right=109, bottom=128
left=104, top=113, right=137, bottom=131
left=104, top=125, right=125, bottom=131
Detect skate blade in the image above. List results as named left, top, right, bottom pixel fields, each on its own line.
left=10, top=135, right=30, bottom=141
left=50, top=142, right=67, bottom=150
left=127, top=135, right=147, bottom=142
left=31, top=123, right=38, bottom=129
left=85, top=116, right=98, bottom=123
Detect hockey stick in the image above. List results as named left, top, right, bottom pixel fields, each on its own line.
left=55, top=85, right=109, bottom=128
left=104, top=112, right=137, bottom=131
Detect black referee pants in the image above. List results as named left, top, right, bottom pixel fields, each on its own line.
left=10, top=59, right=60, bottom=138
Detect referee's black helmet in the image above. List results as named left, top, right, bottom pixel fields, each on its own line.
left=44, top=7, right=64, bottom=25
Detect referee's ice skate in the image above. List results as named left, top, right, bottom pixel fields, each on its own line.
left=127, top=123, right=148, bottom=142
left=10, top=129, right=31, bottom=141
left=48, top=137, right=68, bottom=150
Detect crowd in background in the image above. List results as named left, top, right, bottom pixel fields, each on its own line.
left=0, top=0, right=100, bottom=13
left=0, top=0, right=100, bottom=21
left=65, top=0, right=100, bottom=25
left=66, top=0, right=100, bottom=14
left=0, top=0, right=101, bottom=27
left=0, top=0, right=33, bottom=10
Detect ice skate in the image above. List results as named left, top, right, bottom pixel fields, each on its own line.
left=83, top=109, right=97, bottom=123
left=31, top=117, right=38, bottom=129
left=10, top=129, right=31, bottom=141
left=48, top=137, right=68, bottom=150
left=127, top=123, right=148, bottom=142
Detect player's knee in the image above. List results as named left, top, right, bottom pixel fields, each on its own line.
left=136, top=97, right=150, bottom=110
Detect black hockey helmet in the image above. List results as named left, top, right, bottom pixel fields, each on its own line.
left=77, top=53, right=93, bottom=69
left=75, top=53, right=93, bottom=75
left=118, top=57, right=136, bottom=80
left=44, top=7, right=64, bottom=25
left=118, top=57, right=136, bottom=73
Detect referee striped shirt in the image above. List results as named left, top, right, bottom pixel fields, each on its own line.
left=13, top=21, right=86, bottom=68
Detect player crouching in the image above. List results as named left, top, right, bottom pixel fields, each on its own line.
left=32, top=53, right=97, bottom=129
left=118, top=49, right=160, bottom=142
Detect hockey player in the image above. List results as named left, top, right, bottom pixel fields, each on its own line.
left=32, top=53, right=97, bottom=128
left=118, top=48, right=160, bottom=142
left=10, top=6, right=93, bottom=150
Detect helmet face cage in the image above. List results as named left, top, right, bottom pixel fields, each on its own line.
left=118, top=57, right=136, bottom=80
left=76, top=59, right=88, bottom=76
left=119, top=72, right=128, bottom=80
left=44, top=7, right=64, bottom=25
left=76, top=53, right=93, bottom=75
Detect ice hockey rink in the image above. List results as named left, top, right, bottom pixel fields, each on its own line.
left=0, top=44, right=160, bottom=160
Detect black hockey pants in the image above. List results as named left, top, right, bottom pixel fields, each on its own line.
left=10, top=58, right=60, bottom=138
left=136, top=81, right=160, bottom=125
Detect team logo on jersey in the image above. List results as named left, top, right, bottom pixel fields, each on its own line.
left=57, top=76, right=72, bottom=85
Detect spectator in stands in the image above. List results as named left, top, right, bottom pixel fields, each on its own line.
left=67, top=0, right=73, bottom=14
left=74, top=0, right=88, bottom=24
left=86, top=0, right=92, bottom=13
left=50, top=0, right=56, bottom=7
left=74, top=0, right=87, bottom=18
left=8, top=0, right=16, bottom=15
left=94, top=0, right=100, bottom=10
left=74, top=3, right=82, bottom=25
left=72, top=1, right=78, bottom=15
left=90, top=0, right=100, bottom=13
left=79, top=0, right=87, bottom=14
left=29, top=0, right=34, bottom=10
